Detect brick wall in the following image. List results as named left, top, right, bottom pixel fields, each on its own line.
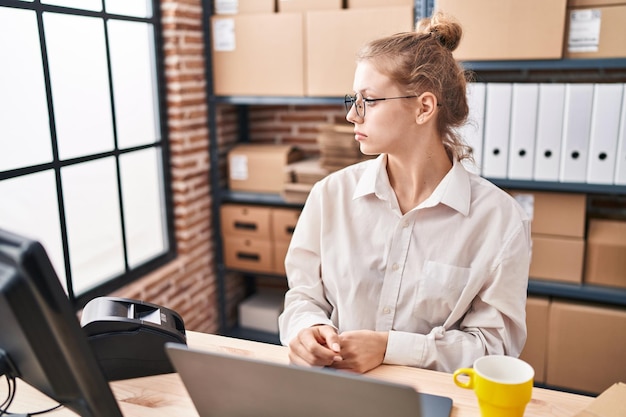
left=248, top=105, right=347, bottom=153
left=112, top=0, right=347, bottom=335
left=112, top=0, right=218, bottom=333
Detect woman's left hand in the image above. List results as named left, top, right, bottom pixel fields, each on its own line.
left=329, top=330, right=388, bottom=373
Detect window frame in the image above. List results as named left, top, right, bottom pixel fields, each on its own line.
left=0, top=0, right=176, bottom=309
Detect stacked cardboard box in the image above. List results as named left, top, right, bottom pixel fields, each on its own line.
left=511, top=190, right=587, bottom=284
left=221, top=204, right=300, bottom=275
left=277, top=0, right=341, bottom=12
left=221, top=204, right=274, bottom=274
left=585, top=219, right=626, bottom=289
left=435, top=0, right=567, bottom=61
left=346, top=0, right=413, bottom=7
left=211, top=12, right=305, bottom=96
left=564, top=0, right=626, bottom=59
left=523, top=296, right=626, bottom=395
left=317, top=124, right=375, bottom=172
left=520, top=296, right=550, bottom=384
left=282, top=158, right=329, bottom=204
left=228, top=144, right=303, bottom=193
left=211, top=6, right=414, bottom=97
left=546, top=300, right=626, bottom=394
left=272, top=207, right=301, bottom=275
left=305, top=7, right=413, bottom=96
left=281, top=124, right=375, bottom=203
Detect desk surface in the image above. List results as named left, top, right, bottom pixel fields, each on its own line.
left=6, top=331, right=593, bottom=417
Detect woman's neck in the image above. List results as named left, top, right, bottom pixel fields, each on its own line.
left=386, top=141, right=453, bottom=214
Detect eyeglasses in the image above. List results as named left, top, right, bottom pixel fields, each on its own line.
left=344, top=92, right=418, bottom=118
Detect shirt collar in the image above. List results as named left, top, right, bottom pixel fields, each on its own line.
left=424, top=158, right=471, bottom=216
left=353, top=155, right=471, bottom=216
left=353, top=154, right=389, bottom=200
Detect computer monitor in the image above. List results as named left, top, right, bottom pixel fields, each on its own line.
left=0, top=228, right=123, bottom=417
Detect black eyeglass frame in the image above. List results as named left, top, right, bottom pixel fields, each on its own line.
left=344, top=93, right=419, bottom=118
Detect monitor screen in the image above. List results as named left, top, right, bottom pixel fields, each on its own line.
left=0, top=228, right=123, bottom=417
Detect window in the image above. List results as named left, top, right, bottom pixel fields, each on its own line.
left=0, top=0, right=174, bottom=308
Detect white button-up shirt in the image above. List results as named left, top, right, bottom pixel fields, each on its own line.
left=278, top=154, right=531, bottom=373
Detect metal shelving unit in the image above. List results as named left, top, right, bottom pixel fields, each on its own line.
left=213, top=96, right=341, bottom=106
left=202, top=0, right=626, bottom=341
left=464, top=57, right=626, bottom=72
left=489, top=179, right=626, bottom=196
left=528, top=281, right=626, bottom=308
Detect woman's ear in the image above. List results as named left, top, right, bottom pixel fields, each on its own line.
left=415, top=92, right=438, bottom=125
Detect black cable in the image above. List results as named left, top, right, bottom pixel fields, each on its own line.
left=7, top=379, right=63, bottom=416
left=9, top=403, right=63, bottom=416
left=0, top=351, right=16, bottom=416
left=0, top=353, right=63, bottom=417
left=0, top=375, right=16, bottom=416
left=1, top=376, right=11, bottom=411
left=0, top=377, right=63, bottom=417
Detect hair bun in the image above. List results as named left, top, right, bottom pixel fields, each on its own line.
left=415, top=11, right=462, bottom=52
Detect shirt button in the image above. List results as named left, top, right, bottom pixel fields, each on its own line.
left=383, top=307, right=391, bottom=314
left=392, top=263, right=399, bottom=271
left=403, top=220, right=410, bottom=228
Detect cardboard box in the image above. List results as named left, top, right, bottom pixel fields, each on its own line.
left=435, top=0, right=567, bottom=61
left=305, top=7, right=414, bottom=97
left=228, top=144, right=303, bottom=193
left=211, top=13, right=305, bottom=96
left=221, top=204, right=272, bottom=239
left=281, top=182, right=314, bottom=204
left=273, top=240, right=290, bottom=275
left=214, top=0, right=275, bottom=14
left=584, top=219, right=626, bottom=289
left=284, top=157, right=329, bottom=185
left=547, top=301, right=626, bottom=394
left=347, top=0, right=414, bottom=7
left=510, top=191, right=586, bottom=238
left=223, top=235, right=274, bottom=273
left=270, top=208, right=299, bottom=274
left=530, top=235, right=585, bottom=284
left=520, top=296, right=550, bottom=384
left=221, top=205, right=300, bottom=275
left=238, top=290, right=285, bottom=333
left=569, top=0, right=626, bottom=5
left=277, top=0, right=341, bottom=12
left=564, top=4, right=626, bottom=59
left=575, top=382, right=626, bottom=417
left=271, top=208, right=300, bottom=242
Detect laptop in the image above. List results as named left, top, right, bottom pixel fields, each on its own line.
left=166, top=342, right=453, bottom=417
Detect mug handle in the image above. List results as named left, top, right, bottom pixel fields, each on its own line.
left=453, top=368, right=475, bottom=389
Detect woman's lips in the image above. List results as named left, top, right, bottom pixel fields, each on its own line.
left=354, top=131, right=366, bottom=141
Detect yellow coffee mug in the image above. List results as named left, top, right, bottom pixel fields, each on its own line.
left=453, top=355, right=534, bottom=417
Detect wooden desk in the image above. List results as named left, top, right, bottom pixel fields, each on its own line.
left=4, top=331, right=593, bottom=416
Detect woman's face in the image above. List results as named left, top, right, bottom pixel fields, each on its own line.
left=346, top=60, right=419, bottom=156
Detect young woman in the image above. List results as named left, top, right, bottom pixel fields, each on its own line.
left=278, top=12, right=531, bottom=374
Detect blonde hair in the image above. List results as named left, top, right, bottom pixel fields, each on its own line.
left=356, top=12, right=473, bottom=162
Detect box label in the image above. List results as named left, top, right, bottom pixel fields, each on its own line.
left=229, top=154, right=249, bottom=180
left=568, top=9, right=602, bottom=53
left=215, top=0, right=238, bottom=14
left=213, top=18, right=236, bottom=52
left=513, top=193, right=535, bottom=220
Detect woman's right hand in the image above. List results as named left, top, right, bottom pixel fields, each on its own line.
left=288, top=324, right=343, bottom=367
